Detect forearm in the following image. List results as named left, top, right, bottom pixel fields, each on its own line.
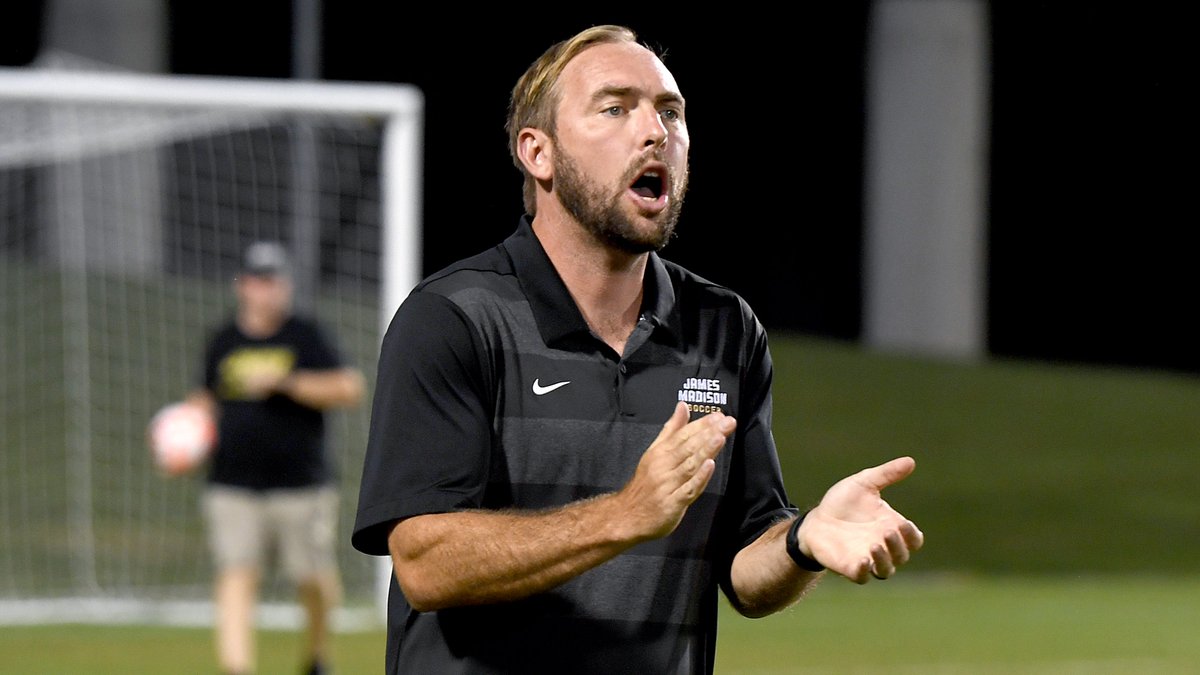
left=728, top=516, right=823, bottom=618
left=277, top=367, right=364, bottom=409
left=385, top=403, right=737, bottom=613
left=388, top=493, right=640, bottom=612
left=184, top=388, right=217, bottom=418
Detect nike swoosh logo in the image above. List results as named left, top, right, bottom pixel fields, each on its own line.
left=532, top=378, right=571, bottom=396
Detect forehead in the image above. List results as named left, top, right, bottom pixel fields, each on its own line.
left=239, top=272, right=288, bottom=284
left=557, top=41, right=682, bottom=105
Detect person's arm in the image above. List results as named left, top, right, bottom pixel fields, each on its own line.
left=388, top=401, right=736, bottom=612
left=727, top=457, right=925, bottom=617
left=274, top=366, right=364, bottom=409
left=184, top=387, right=218, bottom=418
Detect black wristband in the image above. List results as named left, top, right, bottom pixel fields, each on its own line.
left=785, top=511, right=826, bottom=572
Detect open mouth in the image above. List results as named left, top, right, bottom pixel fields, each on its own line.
left=630, top=169, right=666, bottom=200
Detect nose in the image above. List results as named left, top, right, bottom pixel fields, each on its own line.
left=639, top=108, right=668, bottom=150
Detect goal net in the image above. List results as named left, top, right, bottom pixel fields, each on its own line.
left=0, top=67, right=422, bottom=628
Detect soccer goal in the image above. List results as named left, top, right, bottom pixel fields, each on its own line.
left=0, top=67, right=422, bottom=629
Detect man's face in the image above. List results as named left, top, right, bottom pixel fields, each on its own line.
left=236, top=272, right=292, bottom=317
left=550, top=41, right=690, bottom=253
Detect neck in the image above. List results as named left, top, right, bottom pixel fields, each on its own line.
left=532, top=212, right=647, bottom=354
left=237, top=308, right=286, bottom=338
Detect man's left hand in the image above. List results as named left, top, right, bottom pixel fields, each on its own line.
left=798, top=456, right=925, bottom=583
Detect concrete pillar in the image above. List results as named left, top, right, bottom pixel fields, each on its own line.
left=862, top=0, right=990, bottom=360
left=42, top=0, right=167, bottom=72
left=39, top=0, right=168, bottom=277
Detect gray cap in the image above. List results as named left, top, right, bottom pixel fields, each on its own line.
left=241, top=241, right=290, bottom=276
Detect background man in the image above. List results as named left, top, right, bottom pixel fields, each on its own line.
left=187, top=241, right=364, bottom=675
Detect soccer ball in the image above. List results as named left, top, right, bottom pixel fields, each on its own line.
left=148, top=401, right=216, bottom=476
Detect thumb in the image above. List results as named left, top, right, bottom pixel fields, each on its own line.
left=651, top=401, right=690, bottom=445
left=856, top=456, right=916, bottom=492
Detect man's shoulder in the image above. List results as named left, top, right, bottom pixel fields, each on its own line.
left=281, top=314, right=326, bottom=336
left=660, top=257, right=754, bottom=314
left=388, top=241, right=523, bottom=337
left=414, top=243, right=514, bottom=298
left=205, top=319, right=241, bottom=346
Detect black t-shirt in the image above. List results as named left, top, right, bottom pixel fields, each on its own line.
left=353, top=217, right=797, bottom=674
left=202, top=315, right=343, bottom=490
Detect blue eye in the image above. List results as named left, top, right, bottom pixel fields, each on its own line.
left=660, top=108, right=682, bottom=122
left=603, top=106, right=624, bottom=116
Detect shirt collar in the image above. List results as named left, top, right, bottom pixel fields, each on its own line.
left=641, top=245, right=680, bottom=344
left=504, top=215, right=680, bottom=348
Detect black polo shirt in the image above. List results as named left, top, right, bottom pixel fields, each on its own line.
left=202, top=315, right=341, bottom=490
left=353, top=216, right=797, bottom=675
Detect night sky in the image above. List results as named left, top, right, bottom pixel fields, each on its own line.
left=3, top=2, right=1194, bottom=372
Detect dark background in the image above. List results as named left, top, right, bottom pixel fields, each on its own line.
left=3, top=2, right=1194, bottom=373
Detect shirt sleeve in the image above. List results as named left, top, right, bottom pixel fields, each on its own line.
left=200, top=327, right=222, bottom=392
left=351, top=290, right=494, bottom=556
left=716, top=307, right=799, bottom=585
left=739, top=323, right=800, bottom=544
left=298, top=319, right=345, bottom=370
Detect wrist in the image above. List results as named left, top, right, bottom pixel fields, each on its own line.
left=609, top=492, right=657, bottom=545
left=273, top=372, right=297, bottom=397
left=785, top=511, right=825, bottom=572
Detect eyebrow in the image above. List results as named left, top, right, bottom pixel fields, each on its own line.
left=591, top=85, right=686, bottom=109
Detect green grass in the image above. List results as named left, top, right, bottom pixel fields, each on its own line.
left=768, top=334, right=1200, bottom=574
left=713, top=575, right=1200, bottom=674
left=6, top=309, right=1200, bottom=671
left=3, top=576, right=1198, bottom=674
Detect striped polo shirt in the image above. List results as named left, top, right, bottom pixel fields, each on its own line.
left=353, top=216, right=797, bottom=675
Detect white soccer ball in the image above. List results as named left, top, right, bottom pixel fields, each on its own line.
left=149, top=401, right=216, bottom=476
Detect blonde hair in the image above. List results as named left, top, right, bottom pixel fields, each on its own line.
left=505, top=25, right=645, bottom=216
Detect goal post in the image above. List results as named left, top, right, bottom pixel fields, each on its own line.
left=0, top=67, right=422, bottom=628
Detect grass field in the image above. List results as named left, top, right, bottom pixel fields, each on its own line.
left=767, top=335, right=1200, bottom=575
left=3, top=576, right=1198, bottom=673
left=4, top=333, right=1199, bottom=672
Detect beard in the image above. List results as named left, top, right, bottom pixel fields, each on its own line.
left=553, top=145, right=688, bottom=254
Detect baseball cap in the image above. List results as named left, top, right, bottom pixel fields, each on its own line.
left=241, top=241, right=290, bottom=276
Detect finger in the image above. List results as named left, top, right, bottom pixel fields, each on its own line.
left=681, top=410, right=734, bottom=444
left=851, top=557, right=873, bottom=585
left=900, top=520, right=925, bottom=552
left=673, top=457, right=716, bottom=505
left=869, top=545, right=894, bottom=580
left=657, top=405, right=714, bottom=451
left=883, top=529, right=910, bottom=567
left=856, top=456, right=916, bottom=492
left=697, top=413, right=735, bottom=454
left=650, top=401, right=691, bottom=447
left=673, top=423, right=734, bottom=482
left=666, top=412, right=735, bottom=470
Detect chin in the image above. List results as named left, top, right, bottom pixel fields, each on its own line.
left=615, top=220, right=674, bottom=253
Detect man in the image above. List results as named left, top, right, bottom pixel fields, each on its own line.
left=352, top=25, right=923, bottom=674
left=188, top=241, right=365, bottom=675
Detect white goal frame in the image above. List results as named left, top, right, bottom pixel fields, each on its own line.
left=0, top=67, right=422, bottom=629
left=0, top=67, right=423, bottom=320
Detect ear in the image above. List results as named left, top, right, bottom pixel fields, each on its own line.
left=516, top=128, right=554, bottom=181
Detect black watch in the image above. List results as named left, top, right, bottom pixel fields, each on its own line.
left=785, top=511, right=826, bottom=572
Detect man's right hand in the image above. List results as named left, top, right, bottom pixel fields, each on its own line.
left=617, top=401, right=737, bottom=541
left=388, top=401, right=737, bottom=611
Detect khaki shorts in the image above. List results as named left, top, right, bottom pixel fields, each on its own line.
left=202, top=484, right=339, bottom=581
